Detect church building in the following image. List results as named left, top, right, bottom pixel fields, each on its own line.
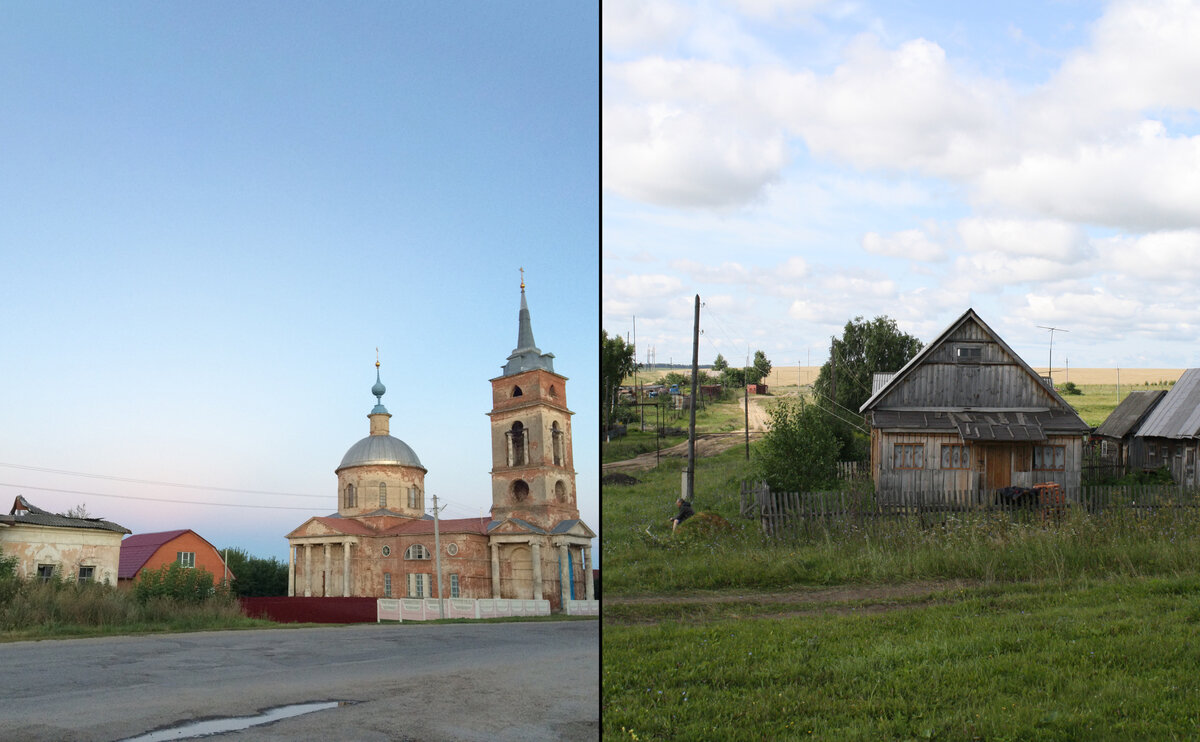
left=285, top=282, right=595, bottom=611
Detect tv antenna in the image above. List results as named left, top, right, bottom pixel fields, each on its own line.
left=1037, top=325, right=1068, bottom=385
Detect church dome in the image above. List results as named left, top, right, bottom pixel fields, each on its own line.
left=337, top=434, right=425, bottom=472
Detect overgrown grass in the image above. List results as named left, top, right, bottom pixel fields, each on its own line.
left=604, top=576, right=1200, bottom=740
left=0, top=564, right=273, bottom=641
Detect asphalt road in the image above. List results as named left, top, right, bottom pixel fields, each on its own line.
left=0, top=619, right=598, bottom=742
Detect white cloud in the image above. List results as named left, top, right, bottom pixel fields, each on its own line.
left=956, top=218, right=1090, bottom=260
left=607, top=273, right=685, bottom=298
left=602, top=0, right=692, bottom=54
left=1096, top=230, right=1200, bottom=280
left=862, top=229, right=945, bottom=261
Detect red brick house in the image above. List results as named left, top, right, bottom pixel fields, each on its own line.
left=118, top=529, right=232, bottom=586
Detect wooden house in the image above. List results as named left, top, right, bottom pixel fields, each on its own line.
left=1129, top=369, right=1200, bottom=486
left=860, top=309, right=1090, bottom=502
left=1092, top=389, right=1166, bottom=470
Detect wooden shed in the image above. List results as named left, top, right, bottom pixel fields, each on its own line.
left=1130, top=369, right=1200, bottom=486
left=1092, top=389, right=1166, bottom=471
left=860, top=308, right=1090, bottom=503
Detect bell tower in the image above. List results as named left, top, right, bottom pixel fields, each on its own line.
left=488, top=275, right=577, bottom=528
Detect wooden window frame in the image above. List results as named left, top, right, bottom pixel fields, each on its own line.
left=893, top=443, right=924, bottom=470
left=1033, top=445, right=1066, bottom=471
left=941, top=444, right=971, bottom=470
left=405, top=544, right=429, bottom=560
left=77, top=566, right=95, bottom=583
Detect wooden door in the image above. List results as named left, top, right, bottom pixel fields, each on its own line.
left=985, top=447, right=1011, bottom=491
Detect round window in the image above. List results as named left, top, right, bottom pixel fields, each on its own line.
left=446, top=543, right=459, bottom=556
left=381, top=545, right=391, bottom=557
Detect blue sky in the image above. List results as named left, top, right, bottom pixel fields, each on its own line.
left=1, top=3, right=598, bottom=563
left=604, top=0, right=1200, bottom=374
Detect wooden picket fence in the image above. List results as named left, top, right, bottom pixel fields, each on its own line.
left=741, top=481, right=1200, bottom=537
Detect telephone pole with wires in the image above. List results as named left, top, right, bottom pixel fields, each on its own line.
left=430, top=494, right=447, bottom=619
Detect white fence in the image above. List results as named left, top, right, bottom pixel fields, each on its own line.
left=377, top=597, right=550, bottom=622
left=564, top=599, right=599, bottom=616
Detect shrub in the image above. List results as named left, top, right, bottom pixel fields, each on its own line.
left=133, top=562, right=220, bottom=605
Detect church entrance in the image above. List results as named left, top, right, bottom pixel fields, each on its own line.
left=506, top=546, right=533, bottom=599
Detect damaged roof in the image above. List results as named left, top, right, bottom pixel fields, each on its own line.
left=1094, top=389, right=1167, bottom=440
left=0, top=496, right=129, bottom=534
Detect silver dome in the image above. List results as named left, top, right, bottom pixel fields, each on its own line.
left=337, top=435, right=425, bottom=471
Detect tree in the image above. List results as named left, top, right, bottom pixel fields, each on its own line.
left=813, top=315, right=924, bottom=418
left=602, top=329, right=639, bottom=432
left=720, top=366, right=745, bottom=388
left=712, top=354, right=728, bottom=373
left=753, top=350, right=772, bottom=381
left=755, top=398, right=840, bottom=492
left=222, top=547, right=289, bottom=597
left=63, top=503, right=92, bottom=519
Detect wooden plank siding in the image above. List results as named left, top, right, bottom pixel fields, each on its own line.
left=874, top=432, right=1080, bottom=498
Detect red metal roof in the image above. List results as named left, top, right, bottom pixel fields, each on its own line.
left=382, top=517, right=489, bottom=536
left=118, top=529, right=190, bottom=580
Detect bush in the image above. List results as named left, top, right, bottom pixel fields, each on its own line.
left=133, top=562, right=220, bottom=604
left=756, top=398, right=841, bottom=492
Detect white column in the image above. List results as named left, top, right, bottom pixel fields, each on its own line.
left=323, top=543, right=331, bottom=598
left=531, top=541, right=542, bottom=600
left=342, top=541, right=352, bottom=597
left=287, top=544, right=295, bottom=597
left=491, top=542, right=501, bottom=598
left=583, top=546, right=594, bottom=601
left=304, top=544, right=312, bottom=597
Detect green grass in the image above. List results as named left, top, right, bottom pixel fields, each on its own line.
left=1064, top=383, right=1172, bottom=427
left=604, top=576, right=1200, bottom=740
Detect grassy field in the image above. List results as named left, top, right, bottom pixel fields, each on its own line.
left=602, top=391, right=1200, bottom=739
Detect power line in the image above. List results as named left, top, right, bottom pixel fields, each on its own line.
left=0, top=462, right=326, bottom=499
left=0, top=481, right=325, bottom=511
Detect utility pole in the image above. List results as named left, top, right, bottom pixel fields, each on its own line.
left=1037, top=325, right=1068, bottom=385
left=431, top=494, right=446, bottom=619
left=686, top=295, right=699, bottom=503
left=830, top=337, right=837, bottom=406
left=744, top=348, right=750, bottom=460
left=633, top=316, right=643, bottom=433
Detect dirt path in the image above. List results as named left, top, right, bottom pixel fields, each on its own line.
left=602, top=396, right=774, bottom=474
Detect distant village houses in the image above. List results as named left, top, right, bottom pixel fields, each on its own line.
left=0, top=496, right=129, bottom=584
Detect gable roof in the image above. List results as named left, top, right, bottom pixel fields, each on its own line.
left=118, top=529, right=221, bottom=580
left=0, top=496, right=130, bottom=534
left=859, top=308, right=1088, bottom=438
left=1094, top=389, right=1167, bottom=440
left=1135, top=369, right=1200, bottom=439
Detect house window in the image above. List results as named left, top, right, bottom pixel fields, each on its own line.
left=178, top=552, right=195, bottom=568
left=77, top=566, right=95, bottom=583
left=1034, top=445, right=1066, bottom=471
left=405, top=544, right=429, bottom=560
left=36, top=564, right=55, bottom=583
left=345, top=483, right=357, bottom=508
left=446, top=542, right=458, bottom=556
left=955, top=346, right=982, bottom=363
left=1148, top=442, right=1158, bottom=461
left=941, top=444, right=970, bottom=470
left=379, top=482, right=387, bottom=508
left=408, top=487, right=421, bottom=510
left=893, top=444, right=924, bottom=470
left=450, top=574, right=460, bottom=598
left=408, top=573, right=427, bottom=598
left=384, top=572, right=392, bottom=598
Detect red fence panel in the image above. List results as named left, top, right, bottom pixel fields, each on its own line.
left=239, top=596, right=378, bottom=624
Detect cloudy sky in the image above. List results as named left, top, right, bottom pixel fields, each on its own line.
left=603, top=0, right=1200, bottom=373
left=1, top=3, right=597, bottom=562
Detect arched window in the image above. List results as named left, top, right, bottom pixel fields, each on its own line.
left=512, top=479, right=530, bottom=503
left=379, top=482, right=387, bottom=508
left=512, top=386, right=523, bottom=397
left=548, top=384, right=558, bottom=399
left=405, top=544, right=429, bottom=560
left=507, top=422, right=527, bottom=467
left=552, top=422, right=564, bottom=466
left=554, top=480, right=567, bottom=503
left=345, top=484, right=356, bottom=508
